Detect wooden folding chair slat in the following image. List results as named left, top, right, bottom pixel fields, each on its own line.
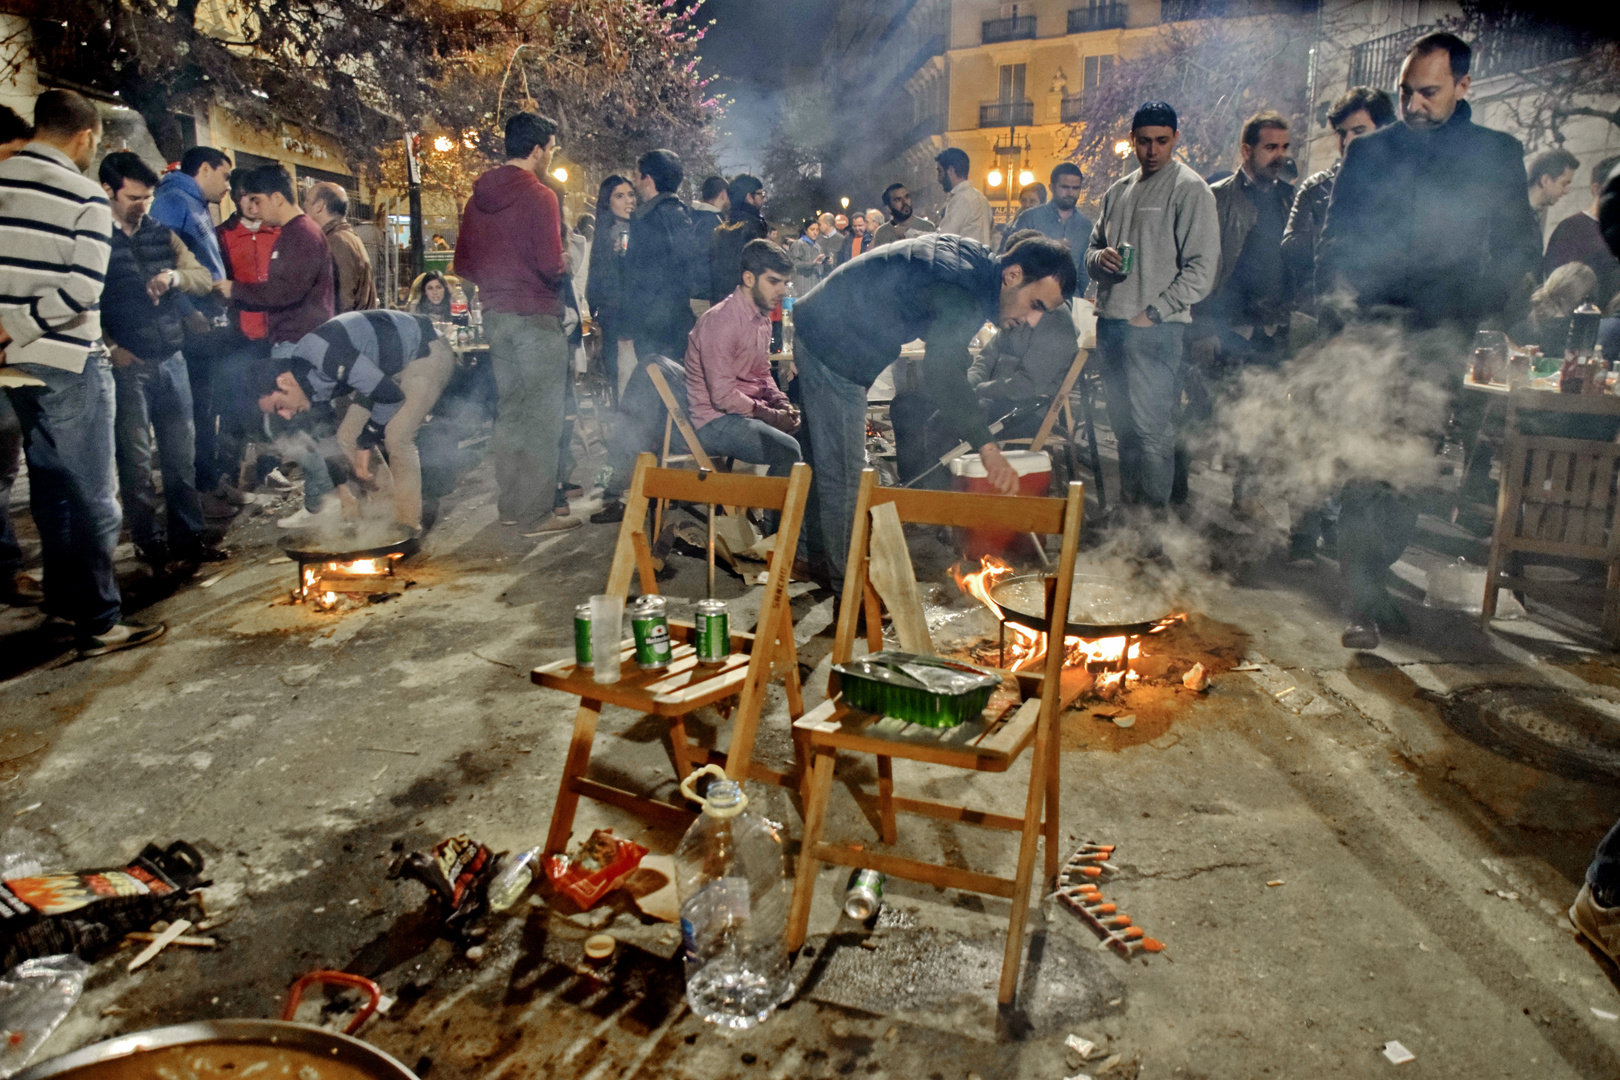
left=1482, top=390, right=1620, bottom=641
left=789, top=467, right=1083, bottom=1005
left=534, top=454, right=812, bottom=858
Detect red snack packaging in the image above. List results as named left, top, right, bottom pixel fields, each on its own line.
left=544, top=829, right=647, bottom=909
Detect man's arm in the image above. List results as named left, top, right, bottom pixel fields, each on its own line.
left=1318, top=138, right=1377, bottom=305
left=937, top=192, right=969, bottom=238
left=151, top=195, right=226, bottom=280
left=169, top=233, right=214, bottom=295
left=0, top=199, right=112, bottom=352
left=232, top=228, right=326, bottom=312
left=529, top=184, right=565, bottom=289
left=1150, top=180, right=1220, bottom=318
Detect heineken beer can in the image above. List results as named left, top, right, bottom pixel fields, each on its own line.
left=695, top=598, right=729, bottom=667
left=843, top=869, right=885, bottom=921
left=573, top=603, right=593, bottom=669
left=1117, top=242, right=1135, bottom=276
left=629, top=595, right=673, bottom=670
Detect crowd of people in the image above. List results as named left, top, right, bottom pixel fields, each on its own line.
left=0, top=29, right=1615, bottom=669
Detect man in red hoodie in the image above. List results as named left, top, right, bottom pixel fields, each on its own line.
left=453, top=112, right=579, bottom=535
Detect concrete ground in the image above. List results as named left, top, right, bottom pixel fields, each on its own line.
left=4, top=424, right=1620, bottom=1080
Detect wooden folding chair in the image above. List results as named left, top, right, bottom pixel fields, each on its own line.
left=1481, top=390, right=1620, bottom=640
left=532, top=454, right=812, bottom=857
left=786, top=469, right=1083, bottom=1004
left=998, top=349, right=1106, bottom=508
left=643, top=365, right=727, bottom=539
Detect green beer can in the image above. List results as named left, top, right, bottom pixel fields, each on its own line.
left=1118, top=242, right=1135, bottom=277
left=695, top=599, right=729, bottom=667
left=573, top=603, right=593, bottom=669
left=630, top=595, right=673, bottom=670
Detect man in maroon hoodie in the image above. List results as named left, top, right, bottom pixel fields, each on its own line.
left=213, top=164, right=336, bottom=526
left=454, top=112, right=579, bottom=534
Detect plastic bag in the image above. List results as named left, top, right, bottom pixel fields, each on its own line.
left=544, top=830, right=646, bottom=909
left=388, top=835, right=496, bottom=931
left=0, top=955, right=88, bottom=1078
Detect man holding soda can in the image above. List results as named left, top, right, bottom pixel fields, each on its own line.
left=1084, top=102, right=1220, bottom=511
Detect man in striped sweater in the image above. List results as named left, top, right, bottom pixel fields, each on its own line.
left=0, top=90, right=165, bottom=657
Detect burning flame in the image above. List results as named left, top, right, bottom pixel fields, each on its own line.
left=951, top=557, right=1182, bottom=696
left=299, top=555, right=398, bottom=609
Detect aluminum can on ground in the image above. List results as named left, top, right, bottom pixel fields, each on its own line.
left=1117, top=242, right=1135, bottom=277
left=574, top=603, right=593, bottom=669
left=695, top=599, right=729, bottom=667
left=630, top=595, right=673, bottom=670
left=843, top=869, right=885, bottom=921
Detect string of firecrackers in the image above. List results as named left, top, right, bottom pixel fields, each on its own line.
left=1054, top=843, right=1166, bottom=961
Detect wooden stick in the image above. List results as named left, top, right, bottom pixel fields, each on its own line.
left=123, top=932, right=217, bottom=948
left=128, top=919, right=192, bottom=971
left=866, top=501, right=932, bottom=654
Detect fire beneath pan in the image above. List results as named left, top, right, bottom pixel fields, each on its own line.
left=279, top=526, right=420, bottom=611
left=952, top=557, right=1184, bottom=697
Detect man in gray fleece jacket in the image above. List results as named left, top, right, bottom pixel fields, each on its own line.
left=1084, top=102, right=1220, bottom=509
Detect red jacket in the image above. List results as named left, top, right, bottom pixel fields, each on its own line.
left=454, top=165, right=564, bottom=316
left=217, top=215, right=281, bottom=341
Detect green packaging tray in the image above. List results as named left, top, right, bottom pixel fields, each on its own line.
left=832, top=651, right=1000, bottom=729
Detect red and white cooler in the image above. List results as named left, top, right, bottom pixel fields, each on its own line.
left=948, top=449, right=1052, bottom=560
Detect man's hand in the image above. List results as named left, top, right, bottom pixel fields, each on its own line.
left=349, top=446, right=372, bottom=482
left=1097, top=247, right=1124, bottom=275
left=109, top=346, right=140, bottom=369
left=978, top=442, right=1020, bottom=496
left=757, top=405, right=801, bottom=436
left=1127, top=311, right=1154, bottom=328
left=146, top=271, right=173, bottom=302
left=213, top=279, right=233, bottom=300
left=778, top=405, right=802, bottom=435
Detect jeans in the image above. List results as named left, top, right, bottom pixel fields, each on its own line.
left=1337, top=480, right=1418, bottom=624
left=335, top=343, right=454, bottom=529
left=6, top=354, right=123, bottom=638
left=113, top=351, right=205, bottom=556
left=796, top=341, right=871, bottom=590
left=695, top=411, right=803, bottom=534
left=1587, top=819, right=1620, bottom=906
left=486, top=311, right=569, bottom=526
left=1097, top=318, right=1186, bottom=507
left=0, top=394, right=23, bottom=576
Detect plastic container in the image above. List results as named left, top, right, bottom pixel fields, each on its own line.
left=949, top=450, right=1051, bottom=559
left=831, top=651, right=999, bottom=729
left=674, top=766, right=792, bottom=1031
left=486, top=846, right=540, bottom=912
left=589, top=594, right=623, bottom=685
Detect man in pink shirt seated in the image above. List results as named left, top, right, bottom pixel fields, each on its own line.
left=684, top=240, right=802, bottom=533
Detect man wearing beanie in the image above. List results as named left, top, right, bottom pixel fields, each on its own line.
left=1084, top=101, right=1219, bottom=512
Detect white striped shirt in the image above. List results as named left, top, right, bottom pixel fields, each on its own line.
left=0, top=142, right=111, bottom=373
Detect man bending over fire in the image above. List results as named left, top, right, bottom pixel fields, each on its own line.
left=253, top=310, right=454, bottom=532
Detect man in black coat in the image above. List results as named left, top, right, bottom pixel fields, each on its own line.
left=792, top=234, right=1076, bottom=587
left=628, top=148, right=701, bottom=361
left=709, top=174, right=770, bottom=301
left=1318, top=32, right=1541, bottom=652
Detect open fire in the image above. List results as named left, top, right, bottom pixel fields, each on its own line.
left=952, top=556, right=1183, bottom=696
left=297, top=555, right=404, bottom=611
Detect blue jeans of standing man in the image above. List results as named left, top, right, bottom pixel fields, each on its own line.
left=6, top=353, right=123, bottom=639
left=113, top=351, right=205, bottom=558
left=1096, top=318, right=1186, bottom=507
left=795, top=342, right=870, bottom=591
left=0, top=394, right=24, bottom=578
left=695, top=412, right=803, bottom=535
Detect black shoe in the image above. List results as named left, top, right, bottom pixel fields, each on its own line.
left=134, top=543, right=170, bottom=570
left=1341, top=622, right=1380, bottom=650
left=176, top=543, right=232, bottom=564
left=590, top=500, right=626, bottom=524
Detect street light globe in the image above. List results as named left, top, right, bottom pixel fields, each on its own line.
left=432, top=135, right=454, bottom=153
left=986, top=168, right=1004, bottom=188
left=840, top=196, right=850, bottom=208
left=552, top=166, right=568, bottom=183
left=1114, top=139, right=1132, bottom=157
left=1018, top=169, right=1035, bottom=187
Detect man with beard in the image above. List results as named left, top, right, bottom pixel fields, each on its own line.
left=872, top=183, right=935, bottom=247
left=792, top=233, right=1076, bottom=587
left=708, top=173, right=769, bottom=301
left=684, top=240, right=801, bottom=535
left=1005, top=162, right=1090, bottom=297
left=1319, top=31, right=1540, bottom=650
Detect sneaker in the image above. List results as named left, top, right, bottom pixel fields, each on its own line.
left=520, top=515, right=583, bottom=537
left=590, top=501, right=626, bottom=525
left=79, top=620, right=167, bottom=658
left=261, top=468, right=298, bottom=491
left=1570, top=882, right=1620, bottom=965
left=554, top=486, right=571, bottom=516
left=1340, top=621, right=1380, bottom=650
left=278, top=498, right=340, bottom=530
left=0, top=572, right=43, bottom=607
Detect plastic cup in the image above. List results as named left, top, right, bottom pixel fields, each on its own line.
left=590, top=594, right=624, bottom=684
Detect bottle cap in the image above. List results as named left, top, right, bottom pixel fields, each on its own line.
left=584, top=934, right=616, bottom=960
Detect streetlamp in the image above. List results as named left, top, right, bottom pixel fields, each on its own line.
left=840, top=196, right=850, bottom=209
left=552, top=166, right=568, bottom=183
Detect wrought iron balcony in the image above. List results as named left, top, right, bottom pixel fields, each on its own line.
left=1069, top=3, right=1128, bottom=33
left=980, top=100, right=1036, bottom=128
left=982, top=15, right=1037, bottom=44
left=1060, top=95, right=1086, bottom=124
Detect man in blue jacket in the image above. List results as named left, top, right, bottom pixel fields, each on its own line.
left=792, top=233, right=1076, bottom=587
left=149, top=147, right=232, bottom=281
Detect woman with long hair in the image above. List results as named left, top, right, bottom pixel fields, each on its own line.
left=407, top=270, right=455, bottom=322
left=586, top=174, right=638, bottom=394
left=1515, top=261, right=1598, bottom=355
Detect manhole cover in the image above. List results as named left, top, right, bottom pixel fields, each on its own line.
left=1432, top=685, right=1620, bottom=785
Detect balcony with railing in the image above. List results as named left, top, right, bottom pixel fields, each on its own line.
left=1345, top=25, right=1431, bottom=91
left=982, top=15, right=1037, bottom=44
left=1161, top=0, right=1227, bottom=21
left=1473, top=14, right=1589, bottom=80
left=980, top=100, right=1036, bottom=127
left=1069, top=3, right=1128, bottom=33
left=1060, top=95, right=1086, bottom=124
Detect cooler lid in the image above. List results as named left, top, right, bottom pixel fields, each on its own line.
left=949, top=450, right=1051, bottom=479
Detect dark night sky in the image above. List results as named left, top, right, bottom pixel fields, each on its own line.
left=697, top=0, right=844, bottom=172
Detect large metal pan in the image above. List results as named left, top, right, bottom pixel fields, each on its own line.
left=990, top=572, right=1175, bottom=637
left=278, top=523, right=420, bottom=564
left=13, top=1019, right=416, bottom=1079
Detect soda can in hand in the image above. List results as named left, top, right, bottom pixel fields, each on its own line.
left=1117, top=242, right=1135, bottom=277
